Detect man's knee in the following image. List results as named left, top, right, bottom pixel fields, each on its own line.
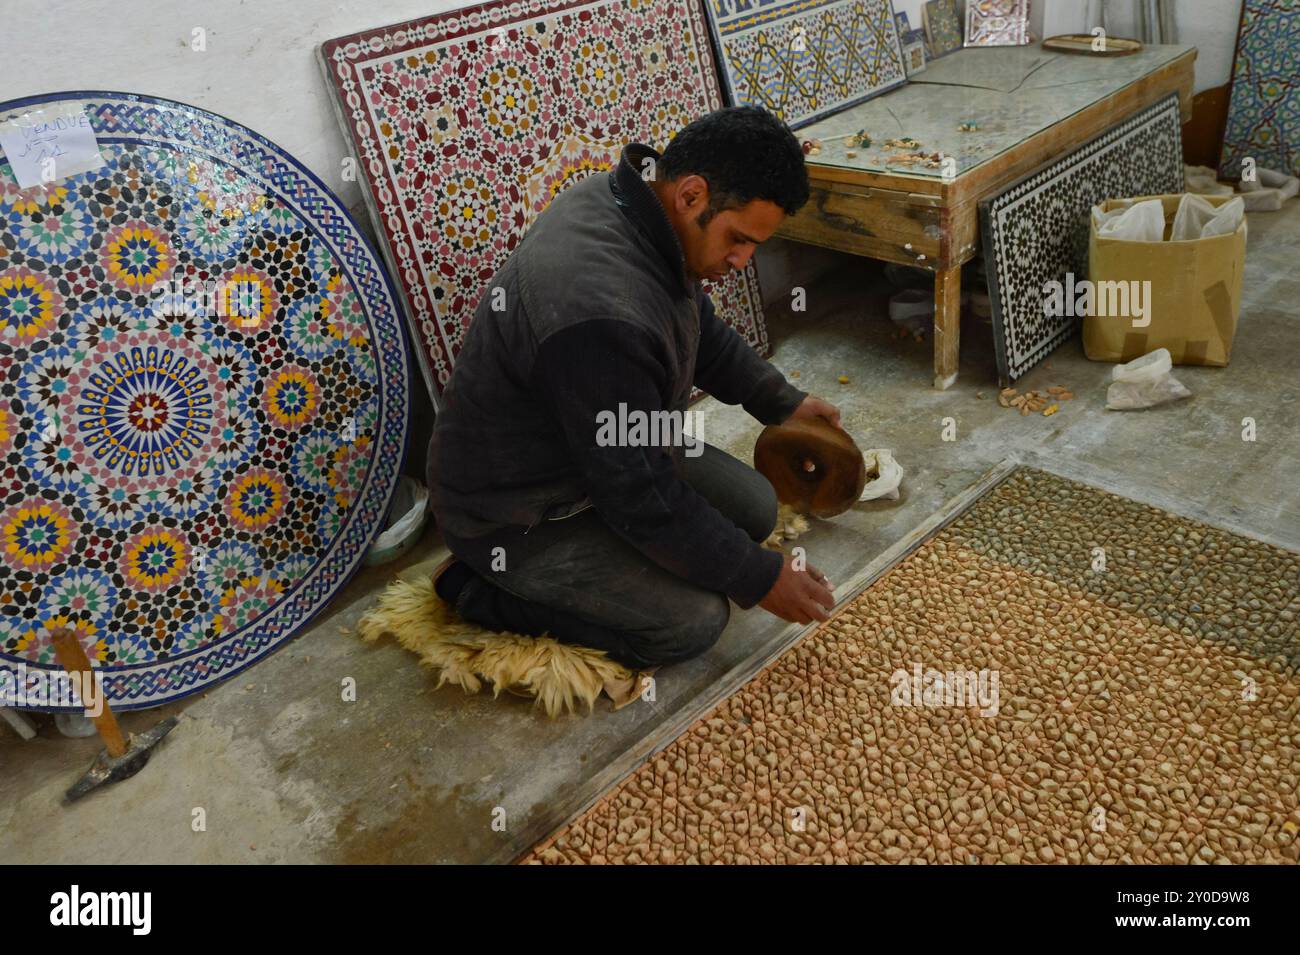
left=739, top=475, right=779, bottom=543
left=633, top=592, right=730, bottom=665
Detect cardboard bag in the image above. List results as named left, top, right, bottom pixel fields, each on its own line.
left=1084, top=194, right=1247, bottom=366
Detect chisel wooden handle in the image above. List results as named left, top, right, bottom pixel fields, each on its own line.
left=50, top=628, right=127, bottom=758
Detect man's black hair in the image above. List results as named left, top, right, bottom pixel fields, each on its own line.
left=658, top=106, right=810, bottom=224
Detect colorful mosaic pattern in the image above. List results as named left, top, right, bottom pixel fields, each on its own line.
left=923, top=0, right=963, bottom=59
left=1219, top=0, right=1300, bottom=179
left=0, top=92, right=408, bottom=710
left=321, top=0, right=769, bottom=402
left=902, top=32, right=928, bottom=76
left=964, top=0, right=1031, bottom=47
left=979, top=94, right=1184, bottom=384
left=703, top=0, right=907, bottom=130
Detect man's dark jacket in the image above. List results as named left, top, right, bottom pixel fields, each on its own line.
left=427, top=143, right=807, bottom=608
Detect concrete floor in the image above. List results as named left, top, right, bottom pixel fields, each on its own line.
left=2, top=200, right=1296, bottom=865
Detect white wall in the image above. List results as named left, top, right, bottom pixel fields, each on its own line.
left=1038, top=0, right=1242, bottom=92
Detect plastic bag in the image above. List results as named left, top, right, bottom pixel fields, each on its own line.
left=1183, top=164, right=1234, bottom=197
left=365, top=476, right=430, bottom=565
left=859, top=449, right=905, bottom=501
left=1238, top=167, right=1300, bottom=199
left=1106, top=348, right=1192, bottom=411
left=1093, top=198, right=1166, bottom=242
left=888, top=288, right=934, bottom=336
left=1171, top=194, right=1244, bottom=241
left=1240, top=188, right=1285, bottom=212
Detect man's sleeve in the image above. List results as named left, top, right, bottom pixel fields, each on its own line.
left=693, top=288, right=806, bottom=424
left=531, top=319, right=782, bottom=609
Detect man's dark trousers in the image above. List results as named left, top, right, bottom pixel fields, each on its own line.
left=441, top=443, right=778, bottom=670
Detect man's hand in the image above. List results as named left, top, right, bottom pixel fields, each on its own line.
left=786, top=395, right=841, bottom=429
left=759, top=554, right=835, bottom=624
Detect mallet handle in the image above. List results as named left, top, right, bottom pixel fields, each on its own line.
left=49, top=629, right=127, bottom=758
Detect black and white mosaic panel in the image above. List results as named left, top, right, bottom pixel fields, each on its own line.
left=979, top=94, right=1185, bottom=384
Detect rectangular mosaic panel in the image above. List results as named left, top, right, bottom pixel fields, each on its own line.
left=702, top=0, right=908, bottom=130
left=922, top=0, right=963, bottom=59
left=965, top=0, right=1031, bottom=47
left=320, top=0, right=769, bottom=402
left=902, top=31, right=928, bottom=76
left=1219, top=0, right=1300, bottom=179
left=979, top=94, right=1184, bottom=384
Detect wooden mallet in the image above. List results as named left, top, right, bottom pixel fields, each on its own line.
left=50, top=628, right=177, bottom=803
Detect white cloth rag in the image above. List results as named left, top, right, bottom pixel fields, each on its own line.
left=859, top=449, right=904, bottom=501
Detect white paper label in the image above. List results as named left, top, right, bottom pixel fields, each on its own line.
left=0, top=104, right=105, bottom=190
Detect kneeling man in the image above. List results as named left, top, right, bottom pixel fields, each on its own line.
left=428, top=107, right=837, bottom=670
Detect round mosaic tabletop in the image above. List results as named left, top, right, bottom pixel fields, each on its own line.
left=0, top=92, right=409, bottom=710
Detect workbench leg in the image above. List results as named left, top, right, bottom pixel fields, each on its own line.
left=933, top=265, right=961, bottom=390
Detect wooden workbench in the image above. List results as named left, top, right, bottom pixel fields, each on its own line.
left=777, top=44, right=1197, bottom=389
